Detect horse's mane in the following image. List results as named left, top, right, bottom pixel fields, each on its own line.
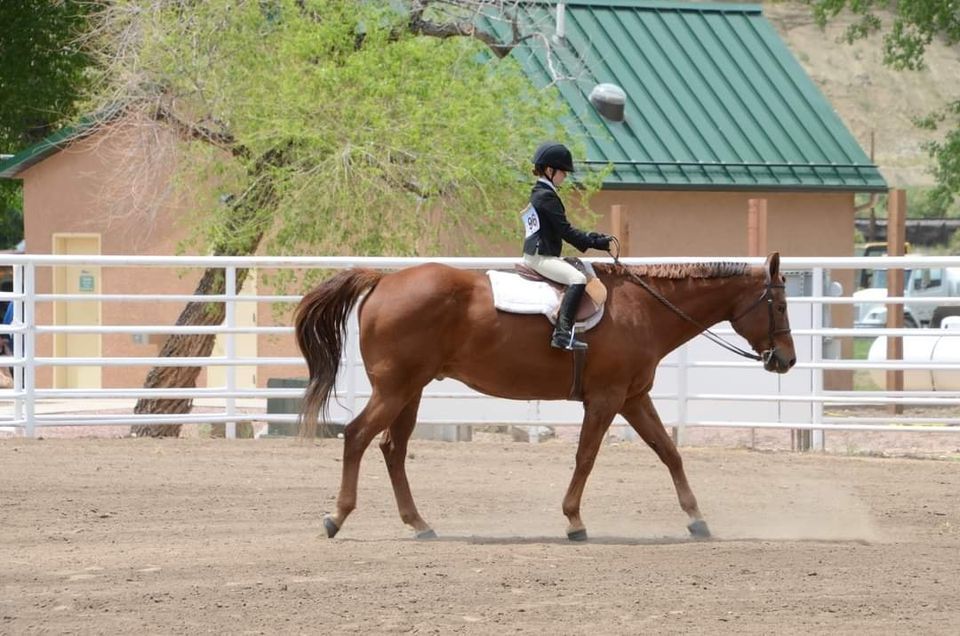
left=595, top=261, right=749, bottom=279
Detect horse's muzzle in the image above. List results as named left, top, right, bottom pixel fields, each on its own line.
left=762, top=348, right=796, bottom=374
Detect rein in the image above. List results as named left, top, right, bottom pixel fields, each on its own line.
left=605, top=237, right=782, bottom=363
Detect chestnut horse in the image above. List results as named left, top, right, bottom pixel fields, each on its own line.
left=295, top=253, right=795, bottom=541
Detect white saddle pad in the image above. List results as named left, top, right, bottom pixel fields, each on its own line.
left=486, top=270, right=605, bottom=331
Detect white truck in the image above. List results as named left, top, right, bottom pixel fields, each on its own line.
left=855, top=265, right=960, bottom=328
left=904, top=266, right=960, bottom=327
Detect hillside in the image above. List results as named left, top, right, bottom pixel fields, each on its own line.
left=762, top=2, right=960, bottom=188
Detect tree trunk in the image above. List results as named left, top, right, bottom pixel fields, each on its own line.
left=130, top=266, right=253, bottom=437
left=131, top=146, right=288, bottom=437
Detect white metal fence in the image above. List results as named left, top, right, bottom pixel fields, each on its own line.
left=2, top=254, right=960, bottom=446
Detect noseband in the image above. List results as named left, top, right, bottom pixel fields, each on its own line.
left=731, top=281, right=791, bottom=364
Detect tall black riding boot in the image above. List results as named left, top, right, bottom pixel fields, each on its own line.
left=551, top=284, right=588, bottom=350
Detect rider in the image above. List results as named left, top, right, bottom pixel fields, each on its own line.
left=522, top=141, right=612, bottom=351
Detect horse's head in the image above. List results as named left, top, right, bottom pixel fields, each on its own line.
left=729, top=252, right=796, bottom=374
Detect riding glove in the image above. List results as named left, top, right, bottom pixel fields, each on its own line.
left=590, top=233, right=612, bottom=250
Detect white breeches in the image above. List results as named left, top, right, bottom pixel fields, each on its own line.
left=523, top=253, right=587, bottom=286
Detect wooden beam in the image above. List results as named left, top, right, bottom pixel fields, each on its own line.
left=610, top=204, right=629, bottom=256
left=886, top=189, right=906, bottom=411
left=747, top=198, right=768, bottom=257
left=747, top=198, right=771, bottom=447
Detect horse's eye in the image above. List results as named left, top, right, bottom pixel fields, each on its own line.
left=777, top=305, right=787, bottom=314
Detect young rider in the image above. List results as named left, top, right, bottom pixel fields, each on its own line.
left=521, top=141, right=611, bottom=351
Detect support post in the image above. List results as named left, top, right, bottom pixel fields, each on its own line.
left=886, top=189, right=906, bottom=413
left=673, top=344, right=688, bottom=446
left=610, top=204, right=630, bottom=255
left=747, top=198, right=768, bottom=257
left=24, top=264, right=36, bottom=438
left=810, top=267, right=825, bottom=451
left=747, top=199, right=768, bottom=448
left=225, top=267, right=237, bottom=439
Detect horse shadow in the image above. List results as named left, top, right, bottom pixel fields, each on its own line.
left=335, top=534, right=874, bottom=546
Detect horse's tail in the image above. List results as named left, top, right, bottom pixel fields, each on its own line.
left=294, top=268, right=383, bottom=439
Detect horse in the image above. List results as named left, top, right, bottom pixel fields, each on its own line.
left=294, top=252, right=795, bottom=541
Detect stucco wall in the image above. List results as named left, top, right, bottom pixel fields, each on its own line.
left=20, top=119, right=213, bottom=388
left=584, top=189, right=854, bottom=259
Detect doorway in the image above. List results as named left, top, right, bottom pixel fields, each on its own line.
left=52, top=234, right=102, bottom=389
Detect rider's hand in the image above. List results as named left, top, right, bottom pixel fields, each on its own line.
left=592, top=234, right=612, bottom=250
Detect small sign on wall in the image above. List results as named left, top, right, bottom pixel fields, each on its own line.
left=78, top=271, right=95, bottom=292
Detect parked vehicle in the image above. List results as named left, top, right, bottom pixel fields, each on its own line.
left=855, top=241, right=911, bottom=290
left=905, top=266, right=960, bottom=327
left=855, top=265, right=960, bottom=329
left=853, top=242, right=913, bottom=329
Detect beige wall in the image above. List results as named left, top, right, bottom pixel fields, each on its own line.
left=583, top=189, right=854, bottom=258
left=21, top=119, right=213, bottom=388
left=17, top=120, right=858, bottom=389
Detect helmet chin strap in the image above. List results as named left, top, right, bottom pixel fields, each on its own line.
left=545, top=167, right=557, bottom=186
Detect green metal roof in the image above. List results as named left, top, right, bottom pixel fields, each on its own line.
left=484, top=0, right=887, bottom=191
left=0, top=108, right=120, bottom=179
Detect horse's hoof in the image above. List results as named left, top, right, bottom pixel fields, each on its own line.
left=687, top=519, right=711, bottom=539
left=567, top=528, right=588, bottom=542
left=322, top=515, right=340, bottom=538
left=414, top=528, right=437, bottom=540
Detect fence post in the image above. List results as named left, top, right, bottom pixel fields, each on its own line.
left=12, top=264, right=24, bottom=432
left=810, top=267, right=824, bottom=451
left=675, top=343, right=688, bottom=446
left=747, top=198, right=768, bottom=449
left=344, top=309, right=358, bottom=424
left=886, top=189, right=906, bottom=413
left=23, top=263, right=36, bottom=438
left=225, top=266, right=237, bottom=439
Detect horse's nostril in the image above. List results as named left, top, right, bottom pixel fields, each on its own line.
left=789, top=357, right=797, bottom=368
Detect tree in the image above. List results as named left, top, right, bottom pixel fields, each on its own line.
left=808, top=0, right=960, bottom=199
left=0, top=1, right=94, bottom=249
left=83, top=1, right=579, bottom=436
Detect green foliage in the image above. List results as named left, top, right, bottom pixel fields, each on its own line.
left=809, top=0, right=960, bottom=71
left=947, top=221, right=960, bottom=254
left=807, top=1, right=960, bottom=197
left=89, top=0, right=573, bottom=275
left=854, top=187, right=960, bottom=219
left=0, top=1, right=93, bottom=147
left=0, top=183, right=24, bottom=250
left=0, top=0, right=94, bottom=249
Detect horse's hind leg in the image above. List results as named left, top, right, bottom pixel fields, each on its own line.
left=323, top=389, right=409, bottom=538
left=620, top=393, right=710, bottom=538
left=379, top=391, right=435, bottom=539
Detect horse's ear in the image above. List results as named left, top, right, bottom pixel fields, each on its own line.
left=765, top=252, right=780, bottom=282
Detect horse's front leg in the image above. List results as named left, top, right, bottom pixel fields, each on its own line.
left=561, top=397, right=620, bottom=541
left=620, top=393, right=710, bottom=538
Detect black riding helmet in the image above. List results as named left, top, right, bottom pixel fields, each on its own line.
left=532, top=142, right=575, bottom=173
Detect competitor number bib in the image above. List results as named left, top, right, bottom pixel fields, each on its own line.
left=521, top=205, right=540, bottom=238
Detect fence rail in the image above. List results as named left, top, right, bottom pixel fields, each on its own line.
left=2, top=254, right=960, bottom=446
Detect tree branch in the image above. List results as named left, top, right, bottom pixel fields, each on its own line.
left=408, top=11, right=522, bottom=59
left=151, top=97, right=248, bottom=159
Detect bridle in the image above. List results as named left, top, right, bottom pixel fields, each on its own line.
left=730, top=280, right=791, bottom=365
left=606, top=237, right=790, bottom=364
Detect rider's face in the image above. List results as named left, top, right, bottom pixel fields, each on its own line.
left=550, top=169, right=567, bottom=186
